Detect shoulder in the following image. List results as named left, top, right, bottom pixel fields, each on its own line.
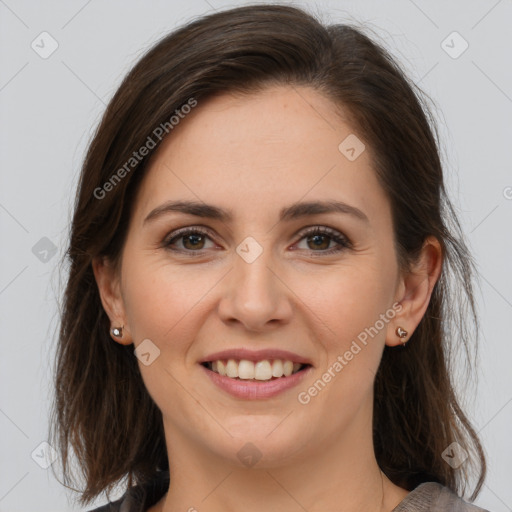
left=86, top=495, right=126, bottom=512
left=393, top=482, right=491, bottom=512
left=86, top=471, right=170, bottom=512
left=86, top=492, right=145, bottom=512
left=86, top=499, right=122, bottom=512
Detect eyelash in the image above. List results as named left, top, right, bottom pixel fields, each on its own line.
left=162, top=225, right=352, bottom=256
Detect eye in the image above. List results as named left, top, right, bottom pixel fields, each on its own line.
left=162, top=225, right=351, bottom=256
left=163, top=227, right=217, bottom=253
left=294, top=226, right=351, bottom=254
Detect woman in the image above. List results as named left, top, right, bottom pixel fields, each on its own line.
left=51, top=4, right=491, bottom=511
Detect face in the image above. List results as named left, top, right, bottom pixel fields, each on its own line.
left=97, top=85, right=411, bottom=468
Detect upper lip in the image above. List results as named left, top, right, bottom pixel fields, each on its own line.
left=200, top=348, right=313, bottom=366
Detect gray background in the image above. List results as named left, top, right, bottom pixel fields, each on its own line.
left=1, top=0, right=511, bottom=510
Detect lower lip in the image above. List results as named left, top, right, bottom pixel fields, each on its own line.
left=200, top=364, right=312, bottom=400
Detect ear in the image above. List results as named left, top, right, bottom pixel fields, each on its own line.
left=92, top=256, right=132, bottom=345
left=386, top=236, right=443, bottom=347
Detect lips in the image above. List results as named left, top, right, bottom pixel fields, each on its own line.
left=200, top=348, right=312, bottom=381
left=199, top=348, right=313, bottom=398
left=200, top=361, right=312, bottom=399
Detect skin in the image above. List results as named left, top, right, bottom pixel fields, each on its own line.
left=93, top=85, right=442, bottom=512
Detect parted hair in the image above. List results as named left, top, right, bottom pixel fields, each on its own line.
left=50, top=3, right=486, bottom=504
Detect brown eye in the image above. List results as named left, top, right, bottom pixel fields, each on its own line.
left=306, top=234, right=331, bottom=250
left=182, top=233, right=206, bottom=250
left=295, top=226, right=351, bottom=254
left=164, top=228, right=216, bottom=252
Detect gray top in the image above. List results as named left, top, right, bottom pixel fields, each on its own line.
left=392, top=482, right=490, bottom=511
left=89, top=476, right=491, bottom=512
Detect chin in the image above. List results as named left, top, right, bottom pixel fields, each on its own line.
left=208, top=420, right=310, bottom=468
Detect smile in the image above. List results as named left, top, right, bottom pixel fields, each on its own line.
left=202, top=359, right=309, bottom=381
left=200, top=359, right=312, bottom=400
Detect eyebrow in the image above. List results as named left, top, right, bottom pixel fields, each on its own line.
left=143, top=199, right=369, bottom=225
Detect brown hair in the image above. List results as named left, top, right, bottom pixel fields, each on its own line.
left=50, top=3, right=486, bottom=504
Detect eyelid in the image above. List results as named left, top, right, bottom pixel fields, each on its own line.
left=294, top=224, right=350, bottom=243
left=165, top=225, right=216, bottom=240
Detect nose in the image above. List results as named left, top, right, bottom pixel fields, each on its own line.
left=217, top=246, right=293, bottom=332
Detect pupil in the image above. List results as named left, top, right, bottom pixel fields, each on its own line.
left=309, top=234, right=329, bottom=250
left=185, top=234, right=203, bottom=249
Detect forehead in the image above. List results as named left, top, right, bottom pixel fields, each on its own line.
left=134, top=86, right=388, bottom=226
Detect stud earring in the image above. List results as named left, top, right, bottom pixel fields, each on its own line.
left=396, top=326, right=408, bottom=345
left=110, top=326, right=123, bottom=338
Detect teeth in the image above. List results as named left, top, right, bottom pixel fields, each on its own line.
left=226, top=359, right=238, bottom=378
left=238, top=360, right=255, bottom=379
left=271, top=359, right=283, bottom=377
left=217, top=360, right=226, bottom=376
left=255, top=360, right=272, bottom=380
left=207, top=359, right=305, bottom=381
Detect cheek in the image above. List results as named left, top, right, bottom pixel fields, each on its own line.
left=120, top=256, right=212, bottom=413
left=301, top=262, right=392, bottom=344
left=121, top=251, right=216, bottom=342
left=294, top=261, right=394, bottom=396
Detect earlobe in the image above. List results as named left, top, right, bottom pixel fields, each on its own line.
left=109, top=325, right=132, bottom=345
left=386, top=236, right=443, bottom=347
left=92, top=256, right=132, bottom=345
